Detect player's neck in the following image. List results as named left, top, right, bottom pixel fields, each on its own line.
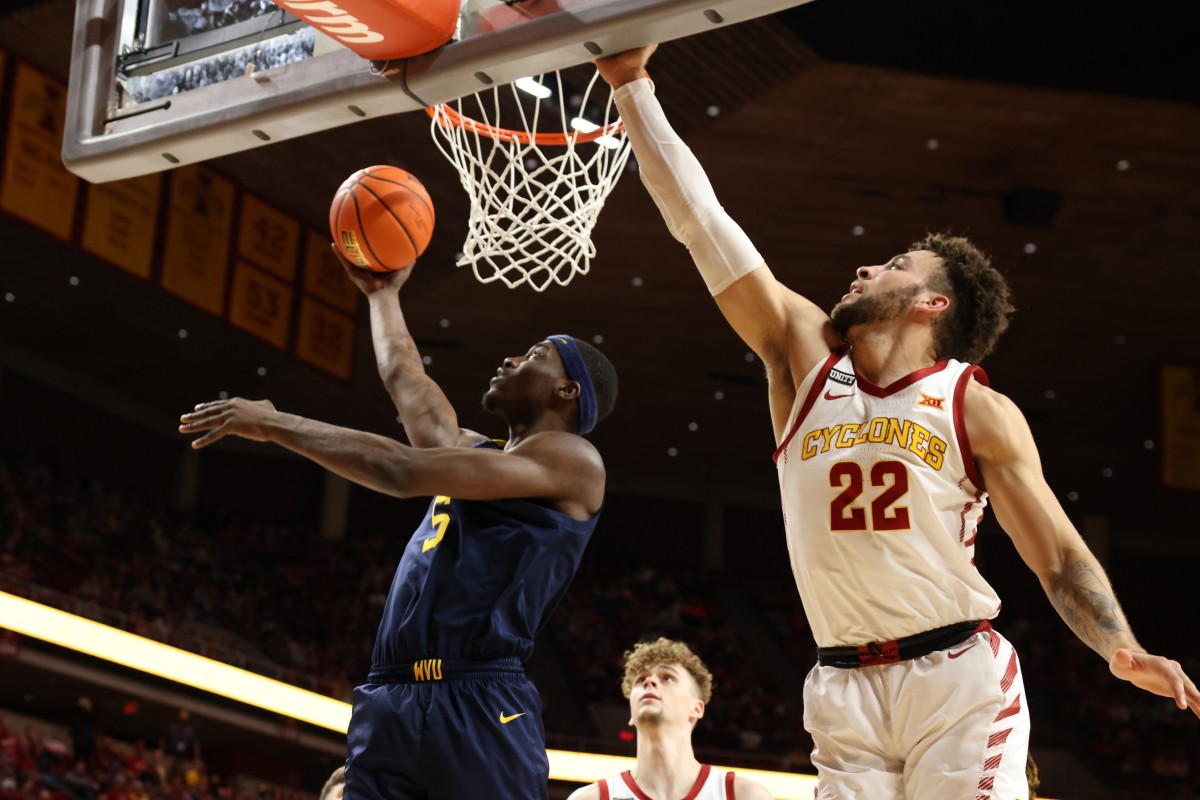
left=847, top=322, right=939, bottom=387
left=632, top=729, right=703, bottom=798
left=502, top=414, right=571, bottom=447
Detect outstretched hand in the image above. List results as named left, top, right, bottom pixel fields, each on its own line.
left=331, top=243, right=414, bottom=296
left=1109, top=648, right=1200, bottom=718
left=179, top=398, right=278, bottom=449
left=594, top=44, right=657, bottom=88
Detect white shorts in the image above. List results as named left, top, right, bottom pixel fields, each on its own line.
left=804, top=627, right=1030, bottom=800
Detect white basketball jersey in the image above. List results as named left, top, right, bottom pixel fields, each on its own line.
left=774, top=350, right=1001, bottom=647
left=598, top=765, right=736, bottom=800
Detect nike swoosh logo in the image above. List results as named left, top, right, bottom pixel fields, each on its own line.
left=824, top=390, right=854, bottom=400
left=947, top=642, right=979, bottom=659
left=499, top=712, right=526, bottom=724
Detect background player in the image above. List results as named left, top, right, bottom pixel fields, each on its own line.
left=179, top=256, right=618, bottom=800
left=596, top=46, right=1199, bottom=799
left=568, top=638, right=773, bottom=800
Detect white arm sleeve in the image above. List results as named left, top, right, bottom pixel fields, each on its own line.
left=614, top=77, right=764, bottom=296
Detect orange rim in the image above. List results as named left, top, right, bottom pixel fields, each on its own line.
left=425, top=102, right=625, bottom=145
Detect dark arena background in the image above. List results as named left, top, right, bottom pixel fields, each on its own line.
left=0, top=1, right=1198, bottom=798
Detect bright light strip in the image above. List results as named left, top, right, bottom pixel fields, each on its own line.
left=515, top=77, right=552, bottom=99
left=0, top=591, right=351, bottom=732
left=570, top=117, right=600, bottom=134
left=1, top=593, right=1061, bottom=800
left=595, top=135, right=621, bottom=150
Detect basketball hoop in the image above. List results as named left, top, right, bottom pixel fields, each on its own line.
left=426, top=67, right=634, bottom=291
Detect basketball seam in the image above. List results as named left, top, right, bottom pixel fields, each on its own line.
left=355, top=177, right=419, bottom=268
left=360, top=168, right=435, bottom=223
left=349, top=188, right=394, bottom=271
left=331, top=189, right=354, bottom=265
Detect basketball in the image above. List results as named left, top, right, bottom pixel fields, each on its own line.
left=329, top=166, right=435, bottom=272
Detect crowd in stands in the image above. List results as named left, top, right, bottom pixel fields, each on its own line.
left=0, top=708, right=306, bottom=800
left=1, top=438, right=1197, bottom=796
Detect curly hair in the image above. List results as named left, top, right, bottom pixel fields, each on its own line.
left=621, top=638, right=713, bottom=703
left=912, top=233, right=1014, bottom=364
left=574, top=339, right=618, bottom=428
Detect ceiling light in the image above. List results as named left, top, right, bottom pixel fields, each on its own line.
left=571, top=117, right=600, bottom=134
left=515, top=77, right=552, bottom=99
left=851, top=225, right=865, bottom=237
left=256, top=366, right=267, bottom=376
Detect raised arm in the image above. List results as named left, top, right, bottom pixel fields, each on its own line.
left=597, top=48, right=838, bottom=434
left=966, top=381, right=1200, bottom=717
left=179, top=398, right=603, bottom=518
left=335, top=247, right=482, bottom=449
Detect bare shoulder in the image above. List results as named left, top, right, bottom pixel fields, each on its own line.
left=732, top=774, right=775, bottom=800
left=961, top=378, right=1034, bottom=462
left=565, top=783, right=602, bottom=800
left=508, top=431, right=604, bottom=470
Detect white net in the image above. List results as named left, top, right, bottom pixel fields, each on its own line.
left=428, top=69, right=633, bottom=291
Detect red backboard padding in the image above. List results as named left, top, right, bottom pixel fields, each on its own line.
left=274, top=0, right=459, bottom=60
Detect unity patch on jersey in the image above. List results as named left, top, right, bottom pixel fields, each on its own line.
left=829, top=368, right=856, bottom=386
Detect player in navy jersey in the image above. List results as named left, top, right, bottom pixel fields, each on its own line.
left=597, top=46, right=1198, bottom=799
left=179, top=253, right=617, bottom=800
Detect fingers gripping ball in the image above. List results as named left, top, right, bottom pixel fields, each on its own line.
left=330, top=166, right=435, bottom=272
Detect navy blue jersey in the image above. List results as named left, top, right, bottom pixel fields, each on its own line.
left=371, top=440, right=599, bottom=666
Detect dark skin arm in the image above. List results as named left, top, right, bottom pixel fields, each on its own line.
left=334, top=246, right=483, bottom=449
left=178, top=398, right=604, bottom=519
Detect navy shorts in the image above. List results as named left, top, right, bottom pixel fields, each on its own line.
left=344, top=659, right=549, bottom=800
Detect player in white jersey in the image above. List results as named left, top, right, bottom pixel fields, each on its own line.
left=568, top=639, right=772, bottom=800
left=596, top=47, right=1200, bottom=799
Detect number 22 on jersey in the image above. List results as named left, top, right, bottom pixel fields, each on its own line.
left=829, top=460, right=911, bottom=532
left=422, top=496, right=451, bottom=552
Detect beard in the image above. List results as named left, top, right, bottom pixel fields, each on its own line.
left=481, top=389, right=497, bottom=412
left=830, top=284, right=922, bottom=338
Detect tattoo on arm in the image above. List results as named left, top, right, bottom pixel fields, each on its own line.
left=1048, top=559, right=1129, bottom=657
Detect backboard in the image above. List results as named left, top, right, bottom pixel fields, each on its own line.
left=64, top=0, right=815, bottom=183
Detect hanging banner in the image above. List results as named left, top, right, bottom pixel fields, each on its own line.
left=237, top=193, right=300, bottom=280
left=81, top=173, right=163, bottom=278
left=160, top=165, right=235, bottom=314
left=0, top=62, right=79, bottom=240
left=229, top=261, right=293, bottom=349
left=1162, top=364, right=1200, bottom=491
left=296, top=297, right=355, bottom=381
left=302, top=230, right=359, bottom=314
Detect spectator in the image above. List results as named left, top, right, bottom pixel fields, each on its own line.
left=161, top=714, right=198, bottom=763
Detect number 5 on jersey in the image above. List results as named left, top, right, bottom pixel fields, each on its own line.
left=829, top=461, right=911, bottom=532
left=422, top=495, right=451, bottom=552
